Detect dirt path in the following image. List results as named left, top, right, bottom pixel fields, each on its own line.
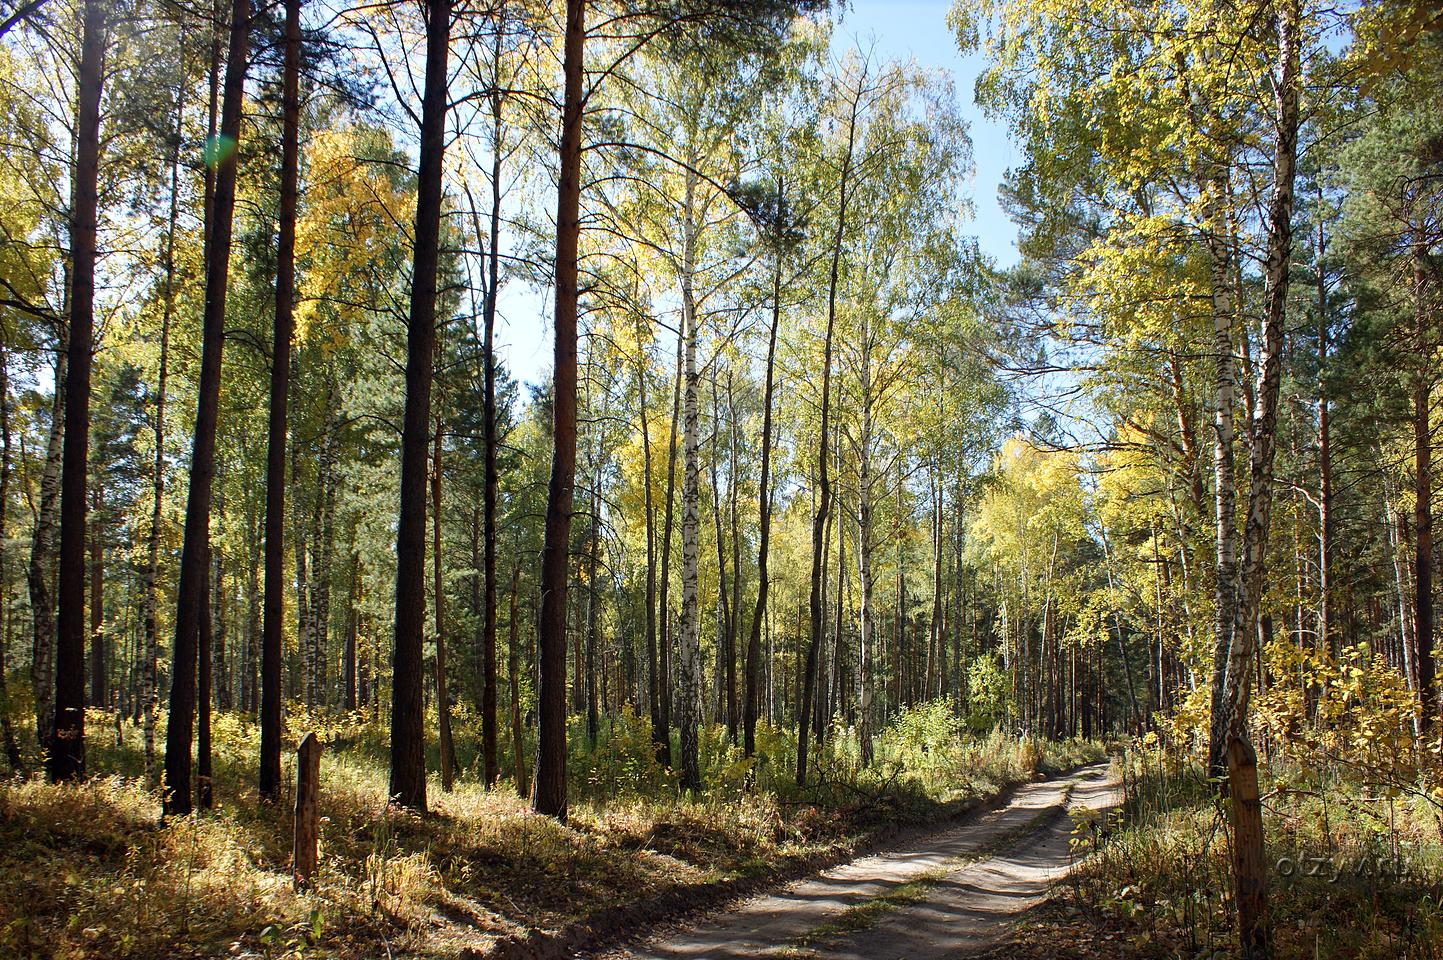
left=594, top=762, right=1119, bottom=960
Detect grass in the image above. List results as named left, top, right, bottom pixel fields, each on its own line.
left=0, top=699, right=1104, bottom=960
left=775, top=871, right=946, bottom=959
left=987, top=742, right=1443, bottom=960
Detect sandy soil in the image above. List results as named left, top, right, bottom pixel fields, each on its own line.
left=593, top=762, right=1120, bottom=960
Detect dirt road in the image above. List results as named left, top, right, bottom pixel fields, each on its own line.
left=596, top=762, right=1120, bottom=959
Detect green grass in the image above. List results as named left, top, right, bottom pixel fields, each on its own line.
left=788, top=871, right=944, bottom=952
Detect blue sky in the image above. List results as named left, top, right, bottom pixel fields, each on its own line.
left=836, top=0, right=1018, bottom=268
left=496, top=0, right=1018, bottom=388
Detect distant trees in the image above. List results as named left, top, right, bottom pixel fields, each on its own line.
left=1, top=0, right=1435, bottom=862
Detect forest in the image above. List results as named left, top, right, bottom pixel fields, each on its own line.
left=0, top=0, right=1440, bottom=957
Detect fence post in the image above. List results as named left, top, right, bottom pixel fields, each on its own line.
left=1227, top=735, right=1269, bottom=959
left=294, top=732, right=322, bottom=889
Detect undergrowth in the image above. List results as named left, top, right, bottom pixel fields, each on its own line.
left=1022, top=739, right=1443, bottom=960
left=0, top=697, right=1102, bottom=959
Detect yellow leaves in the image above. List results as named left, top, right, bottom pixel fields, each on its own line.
left=294, top=127, right=414, bottom=343
left=969, top=437, right=1088, bottom=579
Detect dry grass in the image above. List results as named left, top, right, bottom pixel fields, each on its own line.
left=983, top=745, right=1443, bottom=960
left=0, top=705, right=1100, bottom=959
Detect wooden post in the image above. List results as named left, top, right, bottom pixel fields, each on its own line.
left=1227, top=736, right=1269, bottom=959
left=294, top=732, right=321, bottom=889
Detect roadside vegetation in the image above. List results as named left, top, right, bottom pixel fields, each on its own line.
left=0, top=700, right=1101, bottom=960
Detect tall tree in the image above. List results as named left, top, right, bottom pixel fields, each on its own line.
left=743, top=175, right=791, bottom=758
left=390, top=0, right=452, bottom=812
left=799, top=57, right=863, bottom=786
left=678, top=179, right=702, bottom=789
left=165, top=0, right=249, bottom=816
left=533, top=0, right=584, bottom=820
left=260, top=0, right=301, bottom=803
left=50, top=0, right=107, bottom=783
left=1208, top=0, right=1303, bottom=764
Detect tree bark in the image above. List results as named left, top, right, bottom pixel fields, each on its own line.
left=28, top=335, right=63, bottom=754
left=534, top=0, right=584, bottom=820
left=389, top=0, right=451, bottom=813
left=727, top=372, right=742, bottom=742
left=88, top=494, right=103, bottom=707
left=655, top=320, right=683, bottom=766
left=856, top=358, right=876, bottom=765
left=260, top=0, right=300, bottom=801
left=0, top=344, right=23, bottom=770
left=707, top=373, right=732, bottom=739
left=636, top=310, right=664, bottom=757
left=584, top=469, right=600, bottom=747
left=1415, top=240, right=1435, bottom=729
left=343, top=543, right=359, bottom=711
left=480, top=68, right=504, bottom=787
left=799, top=71, right=858, bottom=786
left=1315, top=205, right=1334, bottom=664
left=678, top=169, right=703, bottom=793
left=165, top=0, right=248, bottom=816
left=50, top=0, right=106, bottom=783
left=508, top=563, right=527, bottom=797
left=746, top=219, right=782, bottom=757
left=433, top=428, right=456, bottom=792
left=1209, top=0, right=1301, bottom=764
left=1204, top=168, right=1240, bottom=776
left=197, top=548, right=213, bottom=810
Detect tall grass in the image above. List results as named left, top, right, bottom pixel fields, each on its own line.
left=1065, top=741, right=1443, bottom=959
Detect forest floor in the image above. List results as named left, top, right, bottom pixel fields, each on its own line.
left=591, top=761, right=1119, bottom=960
left=974, top=746, right=1443, bottom=960
left=0, top=707, right=1105, bottom=960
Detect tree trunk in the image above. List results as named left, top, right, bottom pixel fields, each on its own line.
left=799, top=73, right=858, bottom=786
left=165, top=0, right=248, bottom=816
left=88, top=495, right=104, bottom=707
left=1315, top=207, right=1334, bottom=665
left=584, top=473, right=601, bottom=747
left=0, top=345, right=23, bottom=770
left=1415, top=242, right=1435, bottom=729
left=1204, top=168, right=1240, bottom=776
left=480, top=73, right=504, bottom=788
left=343, top=544, right=359, bottom=711
left=197, top=548, right=213, bottom=810
left=707, top=373, right=732, bottom=739
left=655, top=319, right=683, bottom=767
left=534, top=0, right=584, bottom=820
left=636, top=311, right=664, bottom=757
left=260, top=0, right=300, bottom=801
left=678, top=170, right=703, bottom=793
left=50, top=0, right=106, bottom=779
left=50, top=0, right=106, bottom=783
left=856, top=369, right=876, bottom=766
left=508, top=563, right=527, bottom=797
left=746, top=219, right=782, bottom=757
left=389, top=0, right=451, bottom=813
left=313, top=424, right=335, bottom=704
left=727, top=371, right=742, bottom=743
left=433, top=429, right=456, bottom=792
left=296, top=483, right=313, bottom=706
left=29, top=335, right=63, bottom=755
left=1210, top=0, right=1301, bottom=765
left=216, top=544, right=229, bottom=710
